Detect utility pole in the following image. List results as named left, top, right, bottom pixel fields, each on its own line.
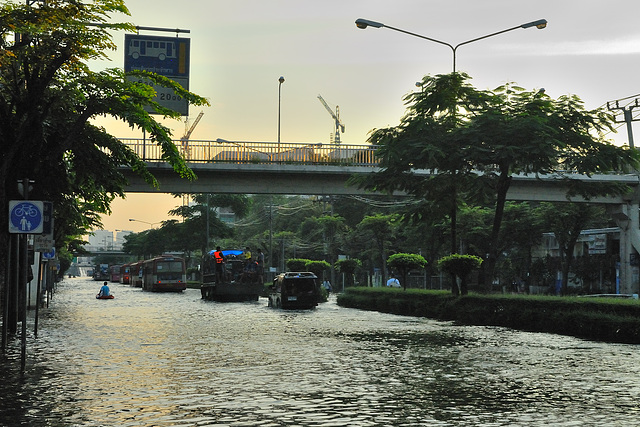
left=607, top=99, right=640, bottom=150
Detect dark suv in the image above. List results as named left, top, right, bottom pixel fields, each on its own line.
left=268, top=272, right=320, bottom=309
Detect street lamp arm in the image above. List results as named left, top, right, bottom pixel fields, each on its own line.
left=355, top=18, right=454, bottom=51
left=355, top=17, right=547, bottom=73
left=380, top=24, right=455, bottom=51
left=128, top=218, right=159, bottom=227
left=454, top=19, right=547, bottom=51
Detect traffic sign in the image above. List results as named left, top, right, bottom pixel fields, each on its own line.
left=8, top=200, right=44, bottom=234
left=124, top=34, right=191, bottom=116
left=42, top=247, right=56, bottom=260
left=34, top=235, right=54, bottom=253
left=124, top=35, right=190, bottom=78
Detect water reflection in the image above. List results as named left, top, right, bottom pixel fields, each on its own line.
left=1, top=277, right=639, bottom=426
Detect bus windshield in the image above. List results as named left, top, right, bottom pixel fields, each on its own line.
left=157, top=261, right=184, bottom=273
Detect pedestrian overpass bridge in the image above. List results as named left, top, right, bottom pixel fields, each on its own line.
left=118, top=138, right=640, bottom=293
left=120, top=138, right=640, bottom=201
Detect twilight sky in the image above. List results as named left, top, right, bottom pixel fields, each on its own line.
left=95, top=0, right=640, bottom=233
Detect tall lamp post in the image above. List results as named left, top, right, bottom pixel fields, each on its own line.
left=355, top=17, right=547, bottom=285
left=355, top=18, right=547, bottom=73
left=271, top=76, right=284, bottom=274
left=277, top=76, right=285, bottom=156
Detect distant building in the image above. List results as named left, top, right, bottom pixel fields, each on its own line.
left=87, top=230, right=114, bottom=251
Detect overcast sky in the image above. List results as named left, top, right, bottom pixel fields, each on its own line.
left=96, top=0, right=640, bottom=233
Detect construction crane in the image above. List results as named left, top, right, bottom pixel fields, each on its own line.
left=317, top=95, right=345, bottom=144
left=180, top=111, right=204, bottom=159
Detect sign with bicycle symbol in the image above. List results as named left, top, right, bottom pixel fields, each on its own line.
left=8, top=200, right=44, bottom=234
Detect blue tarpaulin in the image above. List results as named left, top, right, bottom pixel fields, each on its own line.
left=209, top=249, right=244, bottom=256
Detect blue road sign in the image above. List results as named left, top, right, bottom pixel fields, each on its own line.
left=124, top=34, right=190, bottom=77
left=8, top=200, right=44, bottom=234
left=124, top=34, right=191, bottom=116
left=42, top=247, right=56, bottom=259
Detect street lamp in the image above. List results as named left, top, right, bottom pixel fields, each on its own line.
left=128, top=218, right=160, bottom=228
left=355, top=18, right=547, bottom=73
left=277, top=76, right=285, bottom=157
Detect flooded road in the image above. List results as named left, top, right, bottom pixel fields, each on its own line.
left=2, top=277, right=640, bottom=426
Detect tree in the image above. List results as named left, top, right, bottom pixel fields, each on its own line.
left=536, top=202, right=605, bottom=295
left=305, top=260, right=331, bottom=282
left=354, top=214, right=399, bottom=285
left=334, top=258, right=362, bottom=288
left=168, top=194, right=249, bottom=255
left=458, top=202, right=545, bottom=290
left=355, top=73, right=487, bottom=259
left=287, top=258, right=311, bottom=272
left=387, top=253, right=427, bottom=291
left=356, top=73, right=640, bottom=293
left=0, top=1, right=208, bottom=294
left=462, top=84, right=639, bottom=289
left=437, top=254, right=483, bottom=295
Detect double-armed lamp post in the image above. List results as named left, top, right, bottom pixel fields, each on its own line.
left=355, top=17, right=547, bottom=259
left=355, top=18, right=547, bottom=73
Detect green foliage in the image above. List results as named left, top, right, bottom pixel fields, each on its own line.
left=305, top=260, right=331, bottom=279
left=437, top=254, right=483, bottom=277
left=286, top=258, right=311, bottom=271
left=387, top=253, right=427, bottom=290
left=354, top=72, right=640, bottom=291
left=335, top=258, right=362, bottom=287
left=0, top=0, right=209, bottom=286
left=334, top=258, right=362, bottom=274
left=387, top=253, right=428, bottom=270
left=437, top=254, right=483, bottom=295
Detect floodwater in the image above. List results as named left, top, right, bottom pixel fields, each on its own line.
left=1, top=277, right=640, bottom=426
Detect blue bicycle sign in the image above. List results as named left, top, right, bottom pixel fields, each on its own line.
left=8, top=200, right=44, bottom=234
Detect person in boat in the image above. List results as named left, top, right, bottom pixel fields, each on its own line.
left=98, top=281, right=110, bottom=297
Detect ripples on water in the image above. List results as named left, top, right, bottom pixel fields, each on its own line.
left=1, top=278, right=640, bottom=426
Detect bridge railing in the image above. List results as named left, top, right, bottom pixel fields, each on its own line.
left=119, top=138, right=380, bottom=166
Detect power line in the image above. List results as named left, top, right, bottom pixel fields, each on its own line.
left=607, top=98, right=640, bottom=149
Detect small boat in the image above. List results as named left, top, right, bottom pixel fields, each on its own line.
left=96, top=294, right=114, bottom=300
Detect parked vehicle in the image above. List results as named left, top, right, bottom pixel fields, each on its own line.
left=200, top=249, right=263, bottom=302
left=92, top=264, right=109, bottom=281
left=129, top=261, right=143, bottom=288
left=141, top=256, right=186, bottom=292
left=119, top=263, right=132, bottom=284
left=109, top=264, right=122, bottom=283
left=268, top=272, right=320, bottom=309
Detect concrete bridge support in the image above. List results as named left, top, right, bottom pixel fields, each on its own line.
left=610, top=202, right=640, bottom=295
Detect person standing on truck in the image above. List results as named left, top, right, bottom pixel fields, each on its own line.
left=256, top=248, right=265, bottom=274
left=213, top=247, right=226, bottom=284
left=243, top=247, right=252, bottom=264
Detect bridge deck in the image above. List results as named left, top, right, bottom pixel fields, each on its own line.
left=119, top=139, right=640, bottom=204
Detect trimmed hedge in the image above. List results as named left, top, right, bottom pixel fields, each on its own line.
left=336, top=287, right=640, bottom=344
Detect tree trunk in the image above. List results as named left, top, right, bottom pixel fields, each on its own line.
left=483, top=168, right=512, bottom=290
left=460, top=274, right=468, bottom=295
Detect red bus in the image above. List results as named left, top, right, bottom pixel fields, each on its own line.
left=141, top=256, right=186, bottom=292
left=109, top=265, right=121, bottom=283
left=119, top=263, right=132, bottom=284
left=130, top=261, right=144, bottom=288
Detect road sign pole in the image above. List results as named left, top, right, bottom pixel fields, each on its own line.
left=1, top=233, right=12, bottom=351
left=20, top=177, right=30, bottom=372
